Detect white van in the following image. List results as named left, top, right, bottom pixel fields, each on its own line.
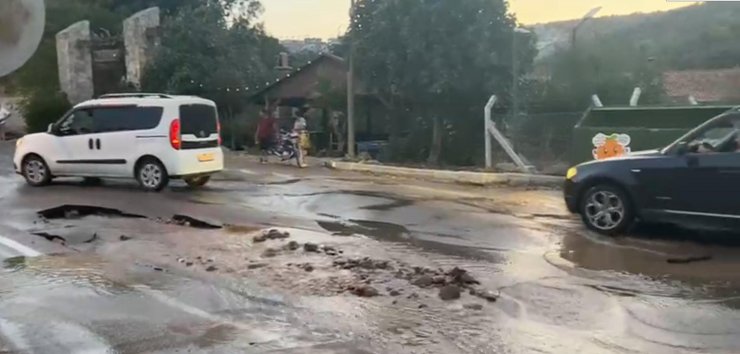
left=13, top=93, right=224, bottom=191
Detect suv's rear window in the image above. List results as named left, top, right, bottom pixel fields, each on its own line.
left=179, top=104, right=218, bottom=138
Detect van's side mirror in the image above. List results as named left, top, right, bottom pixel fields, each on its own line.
left=675, top=142, right=689, bottom=156
left=47, top=123, right=55, bottom=134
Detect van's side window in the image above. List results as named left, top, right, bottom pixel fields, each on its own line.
left=92, top=106, right=164, bottom=133
left=58, top=109, right=94, bottom=136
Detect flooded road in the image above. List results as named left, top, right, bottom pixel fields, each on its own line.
left=2, top=144, right=740, bottom=353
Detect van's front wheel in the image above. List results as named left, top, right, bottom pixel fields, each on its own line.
left=136, top=158, right=169, bottom=192
left=184, top=175, right=210, bottom=188
left=22, top=155, right=52, bottom=187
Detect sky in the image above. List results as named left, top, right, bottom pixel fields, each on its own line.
left=258, top=0, right=694, bottom=39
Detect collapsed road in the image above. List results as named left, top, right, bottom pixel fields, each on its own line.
left=2, top=142, right=740, bottom=353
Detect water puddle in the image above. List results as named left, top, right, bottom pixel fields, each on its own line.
left=193, top=324, right=240, bottom=348
left=2, top=254, right=132, bottom=294
left=317, top=219, right=504, bottom=262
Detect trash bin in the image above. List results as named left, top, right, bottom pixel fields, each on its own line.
left=570, top=105, right=736, bottom=164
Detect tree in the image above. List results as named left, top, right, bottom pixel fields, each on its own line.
left=141, top=0, right=283, bottom=149
left=350, top=0, right=534, bottom=165
left=5, top=0, right=215, bottom=131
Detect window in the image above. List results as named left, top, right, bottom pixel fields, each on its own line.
left=58, top=109, right=94, bottom=136
left=687, top=115, right=740, bottom=154
left=92, top=106, right=163, bottom=133
left=179, top=104, right=218, bottom=137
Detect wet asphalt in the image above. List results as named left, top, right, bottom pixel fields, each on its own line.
left=2, top=143, right=740, bottom=353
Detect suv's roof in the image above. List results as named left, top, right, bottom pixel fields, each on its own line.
left=75, top=94, right=215, bottom=109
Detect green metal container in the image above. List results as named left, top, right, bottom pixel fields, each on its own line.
left=570, top=105, right=736, bottom=165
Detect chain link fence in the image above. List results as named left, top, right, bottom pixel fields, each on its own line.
left=504, top=111, right=583, bottom=174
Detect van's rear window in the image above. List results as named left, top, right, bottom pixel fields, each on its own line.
left=179, top=104, right=218, bottom=137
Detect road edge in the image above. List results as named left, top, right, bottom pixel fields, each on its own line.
left=324, top=161, right=563, bottom=188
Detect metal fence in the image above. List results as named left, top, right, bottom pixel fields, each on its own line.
left=505, top=111, right=583, bottom=173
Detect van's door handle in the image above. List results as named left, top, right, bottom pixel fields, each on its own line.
left=95, top=139, right=101, bottom=150
left=88, top=139, right=93, bottom=150
left=719, top=169, right=740, bottom=174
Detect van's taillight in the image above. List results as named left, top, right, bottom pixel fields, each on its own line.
left=216, top=119, right=222, bottom=146
left=170, top=118, right=181, bottom=150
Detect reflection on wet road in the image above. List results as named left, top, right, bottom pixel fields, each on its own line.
left=3, top=145, right=740, bottom=352
left=0, top=249, right=356, bottom=352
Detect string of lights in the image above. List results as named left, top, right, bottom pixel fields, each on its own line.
left=180, top=59, right=311, bottom=93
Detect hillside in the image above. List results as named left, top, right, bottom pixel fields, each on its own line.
left=533, top=3, right=740, bottom=70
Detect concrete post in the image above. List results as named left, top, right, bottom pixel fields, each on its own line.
left=484, top=95, right=496, bottom=169
left=124, top=7, right=160, bottom=89
left=56, top=20, right=93, bottom=104
left=484, top=94, right=533, bottom=173
left=629, top=87, right=642, bottom=107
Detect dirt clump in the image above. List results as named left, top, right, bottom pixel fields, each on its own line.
left=253, top=229, right=290, bottom=243
left=303, top=242, right=320, bottom=253
left=470, top=288, right=498, bottom=302
left=350, top=285, right=379, bottom=297
left=439, top=285, right=461, bottom=300
left=261, top=248, right=279, bottom=258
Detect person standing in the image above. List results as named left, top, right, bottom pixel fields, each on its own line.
left=293, top=107, right=310, bottom=167
left=254, top=107, right=277, bottom=163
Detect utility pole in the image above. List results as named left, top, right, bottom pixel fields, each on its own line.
left=511, top=27, right=531, bottom=125
left=346, top=0, right=357, bottom=158
left=571, top=7, right=601, bottom=49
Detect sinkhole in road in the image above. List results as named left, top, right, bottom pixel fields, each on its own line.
left=36, top=205, right=222, bottom=229
left=31, top=205, right=223, bottom=247
left=38, top=205, right=146, bottom=220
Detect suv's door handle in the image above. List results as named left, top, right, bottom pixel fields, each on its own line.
left=686, top=155, right=699, bottom=167
left=88, top=138, right=93, bottom=150
left=95, top=139, right=101, bottom=150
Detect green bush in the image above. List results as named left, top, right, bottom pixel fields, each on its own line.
left=22, top=91, right=71, bottom=133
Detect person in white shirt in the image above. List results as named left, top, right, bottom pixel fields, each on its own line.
left=293, top=107, right=310, bottom=167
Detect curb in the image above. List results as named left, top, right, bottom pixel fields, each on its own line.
left=324, top=161, right=563, bottom=188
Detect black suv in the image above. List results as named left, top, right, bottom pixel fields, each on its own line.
left=565, top=109, right=740, bottom=235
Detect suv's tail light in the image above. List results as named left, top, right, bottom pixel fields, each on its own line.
left=169, top=118, right=181, bottom=150
left=216, top=119, right=222, bottom=146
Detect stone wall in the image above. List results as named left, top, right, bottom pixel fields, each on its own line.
left=123, top=7, right=160, bottom=88
left=56, top=21, right=93, bottom=104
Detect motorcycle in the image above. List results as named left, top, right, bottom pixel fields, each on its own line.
left=267, top=130, right=305, bottom=167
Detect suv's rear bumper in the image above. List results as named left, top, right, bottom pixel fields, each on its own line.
left=165, top=148, right=224, bottom=177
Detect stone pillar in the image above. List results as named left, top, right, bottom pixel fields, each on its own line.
left=56, top=20, right=93, bottom=104
left=124, top=7, right=160, bottom=89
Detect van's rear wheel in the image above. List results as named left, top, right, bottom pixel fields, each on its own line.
left=580, top=184, right=634, bottom=235
left=184, top=175, right=210, bottom=188
left=22, top=155, right=51, bottom=187
left=136, top=158, right=169, bottom=192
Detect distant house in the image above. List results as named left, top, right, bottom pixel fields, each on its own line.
left=663, top=68, right=740, bottom=104
left=251, top=53, right=388, bottom=152
left=252, top=53, right=356, bottom=107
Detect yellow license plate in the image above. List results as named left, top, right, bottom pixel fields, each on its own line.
left=197, top=153, right=215, bottom=162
